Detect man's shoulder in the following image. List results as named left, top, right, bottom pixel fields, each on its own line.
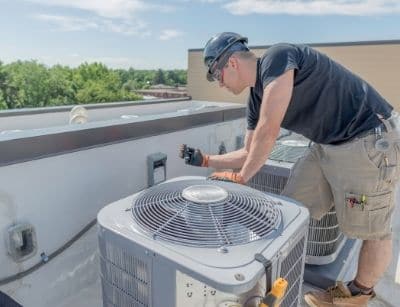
left=261, top=43, right=305, bottom=61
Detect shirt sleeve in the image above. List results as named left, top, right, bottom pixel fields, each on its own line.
left=260, top=43, right=299, bottom=89
left=246, top=87, right=261, bottom=130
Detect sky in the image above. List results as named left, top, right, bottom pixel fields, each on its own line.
left=0, top=0, right=399, bottom=69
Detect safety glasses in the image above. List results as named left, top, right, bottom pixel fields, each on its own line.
left=207, top=53, right=230, bottom=82
left=209, top=64, right=224, bottom=83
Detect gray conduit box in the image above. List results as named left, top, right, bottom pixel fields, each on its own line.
left=7, top=223, right=37, bottom=262
left=147, top=152, right=167, bottom=187
left=236, top=135, right=245, bottom=150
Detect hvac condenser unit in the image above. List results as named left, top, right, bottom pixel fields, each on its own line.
left=248, top=138, right=347, bottom=265
left=98, top=177, right=309, bottom=307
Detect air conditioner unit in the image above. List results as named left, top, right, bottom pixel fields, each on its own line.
left=97, top=176, right=309, bottom=307
left=248, top=137, right=347, bottom=265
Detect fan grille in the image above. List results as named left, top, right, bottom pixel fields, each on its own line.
left=269, top=140, right=309, bottom=163
left=131, top=180, right=282, bottom=247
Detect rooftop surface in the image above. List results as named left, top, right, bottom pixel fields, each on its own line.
left=0, top=99, right=398, bottom=307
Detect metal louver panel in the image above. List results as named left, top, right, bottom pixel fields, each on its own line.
left=248, top=171, right=289, bottom=195
left=280, top=236, right=306, bottom=307
left=307, top=209, right=345, bottom=257
left=131, top=180, right=282, bottom=248
left=99, top=239, right=151, bottom=307
left=248, top=138, right=347, bottom=264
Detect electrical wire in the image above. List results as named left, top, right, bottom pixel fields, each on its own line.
left=0, top=218, right=97, bottom=286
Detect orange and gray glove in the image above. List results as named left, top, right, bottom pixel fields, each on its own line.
left=179, top=144, right=210, bottom=167
left=208, top=171, right=245, bottom=184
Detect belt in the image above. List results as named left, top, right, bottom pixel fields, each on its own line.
left=358, top=113, right=399, bottom=138
left=361, top=123, right=386, bottom=138
left=381, top=112, right=400, bottom=132
left=333, top=113, right=399, bottom=145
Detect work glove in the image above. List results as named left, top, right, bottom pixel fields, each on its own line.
left=208, top=171, right=245, bottom=184
left=179, top=144, right=209, bottom=167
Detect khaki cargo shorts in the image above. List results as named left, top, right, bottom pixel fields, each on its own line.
left=282, top=113, right=400, bottom=240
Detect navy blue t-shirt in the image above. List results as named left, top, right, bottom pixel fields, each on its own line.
left=247, top=43, right=393, bottom=144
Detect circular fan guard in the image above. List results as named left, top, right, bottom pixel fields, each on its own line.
left=131, top=180, right=282, bottom=247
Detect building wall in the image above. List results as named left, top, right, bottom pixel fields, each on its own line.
left=187, top=41, right=400, bottom=110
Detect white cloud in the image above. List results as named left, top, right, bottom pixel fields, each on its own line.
left=159, top=29, right=184, bottom=40
left=28, top=0, right=175, bottom=37
left=199, top=0, right=226, bottom=2
left=223, top=0, right=400, bottom=16
left=26, top=0, right=174, bottom=19
left=99, top=19, right=151, bottom=36
left=34, top=14, right=98, bottom=31
left=33, top=14, right=151, bottom=36
left=173, top=0, right=226, bottom=3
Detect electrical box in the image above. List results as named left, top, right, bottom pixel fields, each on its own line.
left=147, top=152, right=167, bottom=187
left=236, top=135, right=245, bottom=150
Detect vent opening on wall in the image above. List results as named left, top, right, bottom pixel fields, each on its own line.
left=7, top=223, right=37, bottom=262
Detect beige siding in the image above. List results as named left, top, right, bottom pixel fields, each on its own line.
left=187, top=42, right=400, bottom=110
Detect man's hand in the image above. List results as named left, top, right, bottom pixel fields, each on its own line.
left=179, top=144, right=209, bottom=167
left=208, top=171, right=245, bottom=184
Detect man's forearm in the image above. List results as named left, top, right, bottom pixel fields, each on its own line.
left=239, top=124, right=278, bottom=182
left=208, top=148, right=248, bottom=169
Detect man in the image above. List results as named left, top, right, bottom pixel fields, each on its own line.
left=179, top=32, right=399, bottom=306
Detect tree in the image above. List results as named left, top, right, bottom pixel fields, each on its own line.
left=0, top=61, right=8, bottom=109
left=2, top=60, right=51, bottom=108
left=122, top=79, right=139, bottom=91
left=74, top=63, right=121, bottom=103
left=176, top=69, right=187, bottom=85
left=0, top=59, right=185, bottom=110
left=153, top=69, right=166, bottom=85
left=48, top=65, right=75, bottom=105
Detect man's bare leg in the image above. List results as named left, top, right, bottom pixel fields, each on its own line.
left=303, top=239, right=391, bottom=306
left=355, top=239, right=392, bottom=288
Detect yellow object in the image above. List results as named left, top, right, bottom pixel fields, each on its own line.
left=270, top=278, right=288, bottom=299
left=361, top=194, right=366, bottom=203
left=259, top=278, right=288, bottom=307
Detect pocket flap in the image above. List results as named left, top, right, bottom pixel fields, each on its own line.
left=383, top=165, right=399, bottom=182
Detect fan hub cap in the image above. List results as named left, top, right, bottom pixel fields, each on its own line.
left=182, top=185, right=228, bottom=203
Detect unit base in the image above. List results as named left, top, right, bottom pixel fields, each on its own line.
left=304, top=239, right=362, bottom=289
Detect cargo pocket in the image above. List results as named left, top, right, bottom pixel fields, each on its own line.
left=367, top=190, right=392, bottom=235
left=381, top=165, right=398, bottom=185
left=362, top=137, right=385, bottom=170
left=344, top=190, right=392, bottom=236
left=363, top=137, right=400, bottom=188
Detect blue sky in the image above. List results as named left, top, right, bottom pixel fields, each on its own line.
left=0, top=0, right=399, bottom=69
